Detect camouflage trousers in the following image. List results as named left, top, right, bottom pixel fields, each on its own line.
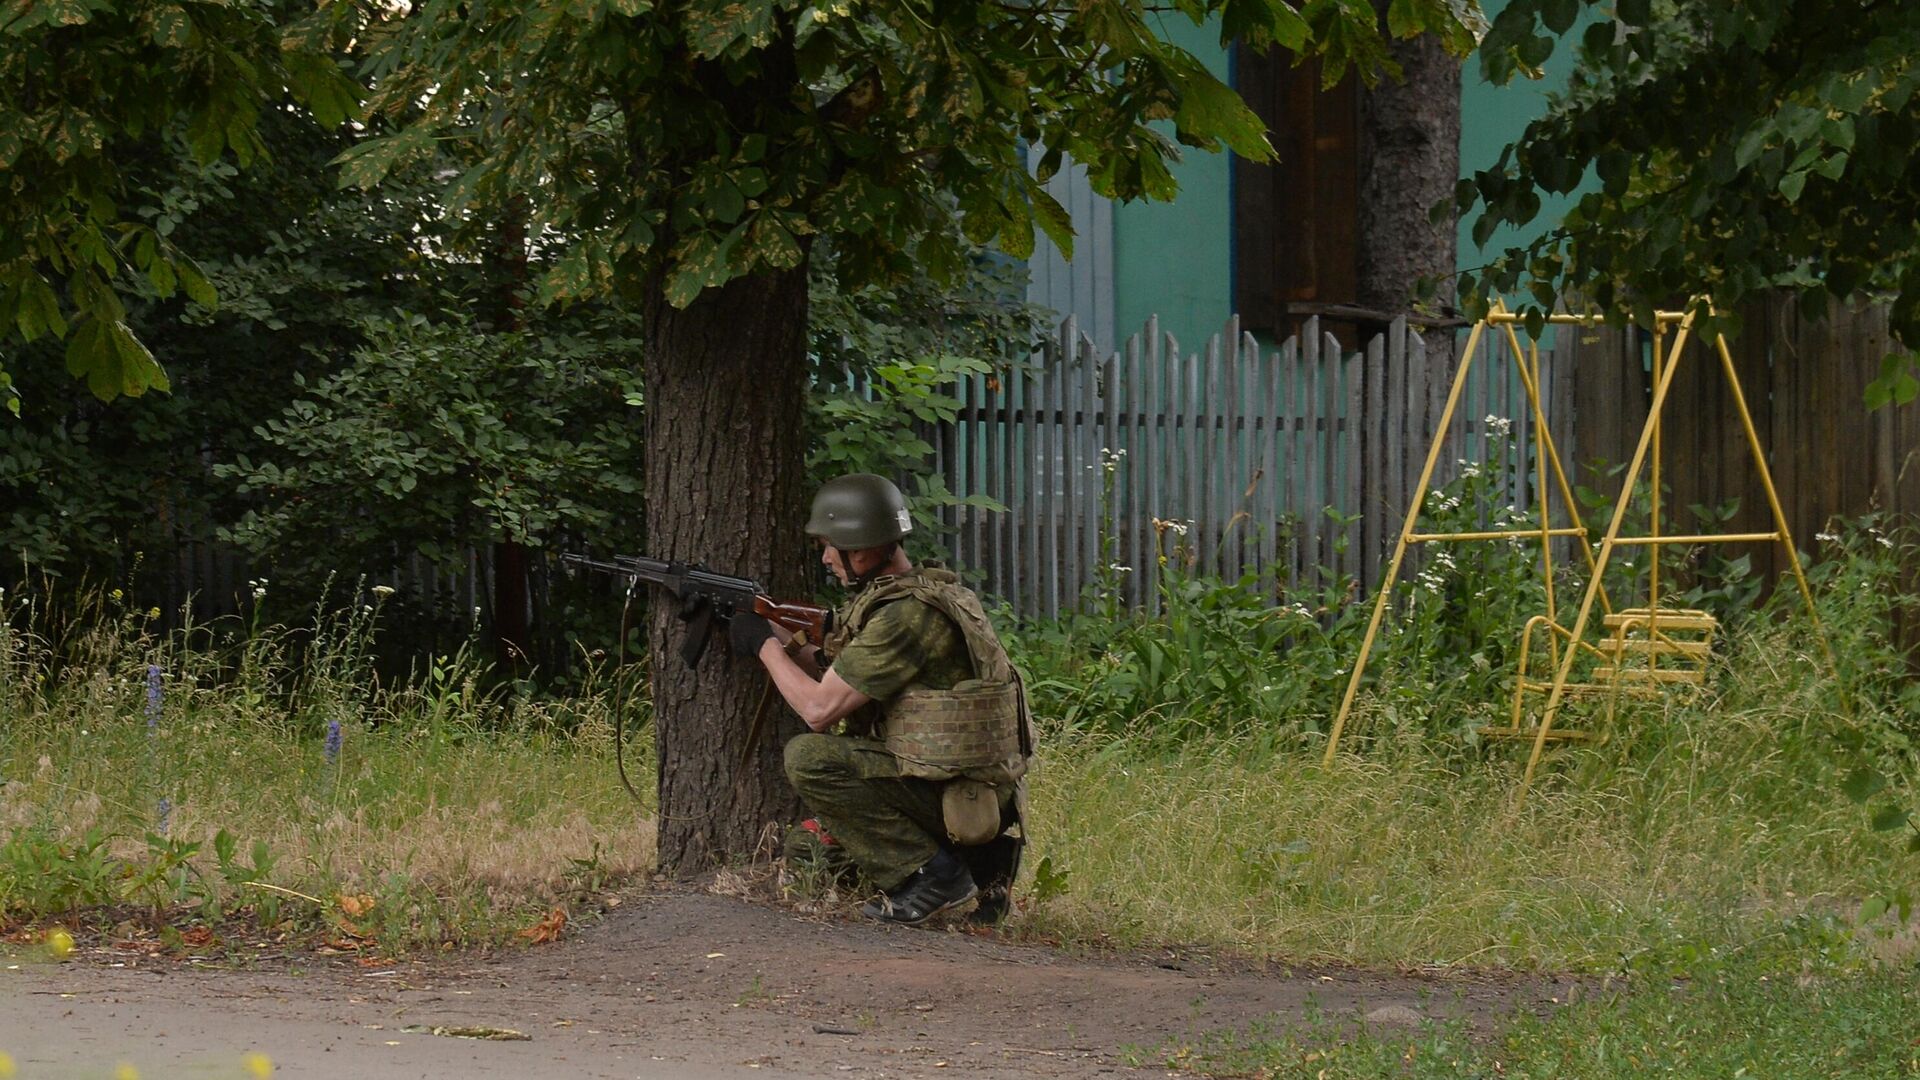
left=782, top=732, right=1010, bottom=891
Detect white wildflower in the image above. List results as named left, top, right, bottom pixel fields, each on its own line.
left=1878, top=536, right=1894, bottom=549
left=1483, top=415, right=1513, bottom=438
left=372, top=585, right=396, bottom=598
left=1815, top=531, right=1840, bottom=543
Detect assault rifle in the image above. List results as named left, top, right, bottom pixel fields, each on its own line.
left=560, top=552, right=832, bottom=667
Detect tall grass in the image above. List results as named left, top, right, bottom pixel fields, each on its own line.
left=2, top=519, right=1913, bottom=974
left=0, top=586, right=651, bottom=947
left=1009, top=517, right=1919, bottom=972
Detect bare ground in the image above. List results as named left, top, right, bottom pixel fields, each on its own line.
left=2, top=886, right=1577, bottom=1079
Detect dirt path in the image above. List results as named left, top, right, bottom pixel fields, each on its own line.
left=3, top=887, right=1573, bottom=1078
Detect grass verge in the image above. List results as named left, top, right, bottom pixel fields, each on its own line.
left=1136, top=964, right=1920, bottom=1078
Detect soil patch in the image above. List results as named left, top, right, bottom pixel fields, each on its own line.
left=3, top=886, right=1575, bottom=1078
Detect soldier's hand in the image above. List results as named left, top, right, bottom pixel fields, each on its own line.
left=728, top=613, right=775, bottom=658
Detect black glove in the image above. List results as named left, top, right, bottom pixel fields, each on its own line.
left=729, top=612, right=775, bottom=658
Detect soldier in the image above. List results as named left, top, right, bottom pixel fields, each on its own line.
left=728, top=473, right=1031, bottom=925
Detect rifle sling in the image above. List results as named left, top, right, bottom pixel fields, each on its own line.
left=738, top=675, right=779, bottom=773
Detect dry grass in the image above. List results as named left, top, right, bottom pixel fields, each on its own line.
left=1, top=601, right=655, bottom=945
left=1015, top=692, right=1903, bottom=971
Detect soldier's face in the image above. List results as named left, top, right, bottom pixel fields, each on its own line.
left=818, top=540, right=851, bottom=585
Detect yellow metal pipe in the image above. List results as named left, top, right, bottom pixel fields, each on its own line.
left=1650, top=326, right=1664, bottom=620
left=1521, top=310, right=1699, bottom=794
left=1712, top=333, right=1837, bottom=670
left=1484, top=311, right=1694, bottom=326
left=1529, top=339, right=1559, bottom=650
left=1323, top=319, right=1490, bottom=765
left=1408, top=527, right=1586, bottom=542
left=1611, top=532, right=1783, bottom=546
left=1493, top=311, right=1612, bottom=616
left=1485, top=313, right=1608, bottom=326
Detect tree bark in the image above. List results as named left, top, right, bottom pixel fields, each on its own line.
left=1357, top=13, right=1462, bottom=338
left=643, top=265, right=813, bottom=875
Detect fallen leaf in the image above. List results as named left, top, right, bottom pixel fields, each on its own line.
left=518, top=907, right=567, bottom=945
left=337, top=894, right=377, bottom=919
left=401, top=1025, right=530, bottom=1041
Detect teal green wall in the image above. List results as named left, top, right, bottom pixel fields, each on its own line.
left=1103, top=6, right=1593, bottom=349
left=1111, top=16, right=1237, bottom=354
left=1457, top=1, right=1598, bottom=277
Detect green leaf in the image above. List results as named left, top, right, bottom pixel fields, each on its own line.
left=1777, top=170, right=1807, bottom=203
left=709, top=180, right=745, bottom=224
left=1173, top=65, right=1271, bottom=161
left=1027, top=178, right=1074, bottom=261
left=176, top=259, right=218, bottom=310
left=1596, top=149, right=1630, bottom=195
left=1841, top=767, right=1887, bottom=803
left=330, top=127, right=432, bottom=190
left=147, top=4, right=191, bottom=47
left=1386, top=0, right=1419, bottom=38
left=64, top=318, right=169, bottom=401
left=1827, top=74, right=1872, bottom=114
left=286, top=52, right=362, bottom=128
left=1859, top=895, right=1889, bottom=924
left=15, top=274, right=67, bottom=341
left=1540, top=0, right=1578, bottom=35
left=749, top=216, right=804, bottom=270
left=1269, top=1, right=1308, bottom=50
left=685, top=0, right=775, bottom=59
left=1812, top=152, right=1848, bottom=181
left=1778, top=102, right=1820, bottom=143
left=1870, top=804, right=1909, bottom=832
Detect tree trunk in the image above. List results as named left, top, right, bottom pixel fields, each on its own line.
left=1357, top=12, right=1461, bottom=339
left=643, top=265, right=813, bottom=875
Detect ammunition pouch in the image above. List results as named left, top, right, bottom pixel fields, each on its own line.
left=940, top=778, right=1003, bottom=846
left=882, top=678, right=1025, bottom=780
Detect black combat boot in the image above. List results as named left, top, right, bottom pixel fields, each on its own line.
left=860, top=849, right=978, bottom=925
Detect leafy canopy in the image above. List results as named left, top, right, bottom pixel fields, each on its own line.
left=1460, top=0, right=1920, bottom=400
left=0, top=0, right=360, bottom=414
left=340, top=0, right=1485, bottom=313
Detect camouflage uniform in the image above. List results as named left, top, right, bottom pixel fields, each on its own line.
left=783, top=573, right=1017, bottom=891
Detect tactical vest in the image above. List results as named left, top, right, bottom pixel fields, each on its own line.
left=825, top=566, right=1033, bottom=786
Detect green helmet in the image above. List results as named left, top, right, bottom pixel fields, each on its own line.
left=806, top=473, right=913, bottom=550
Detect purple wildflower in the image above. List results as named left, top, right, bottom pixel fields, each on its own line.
left=325, top=717, right=342, bottom=764
left=145, top=664, right=163, bottom=733
left=156, top=797, right=172, bottom=836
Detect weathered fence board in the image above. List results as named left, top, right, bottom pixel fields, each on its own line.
left=139, top=294, right=1920, bottom=636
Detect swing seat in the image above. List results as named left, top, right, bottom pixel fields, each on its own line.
left=1592, top=607, right=1718, bottom=686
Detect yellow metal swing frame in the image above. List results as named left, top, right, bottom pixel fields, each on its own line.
left=1321, top=300, right=1833, bottom=794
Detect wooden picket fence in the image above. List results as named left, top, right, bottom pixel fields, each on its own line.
left=133, top=294, right=1919, bottom=634
left=931, top=314, right=1559, bottom=618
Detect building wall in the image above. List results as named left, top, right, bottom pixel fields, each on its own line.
left=1026, top=5, right=1597, bottom=348
left=1456, top=1, right=1598, bottom=277
left=1109, top=17, right=1238, bottom=356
